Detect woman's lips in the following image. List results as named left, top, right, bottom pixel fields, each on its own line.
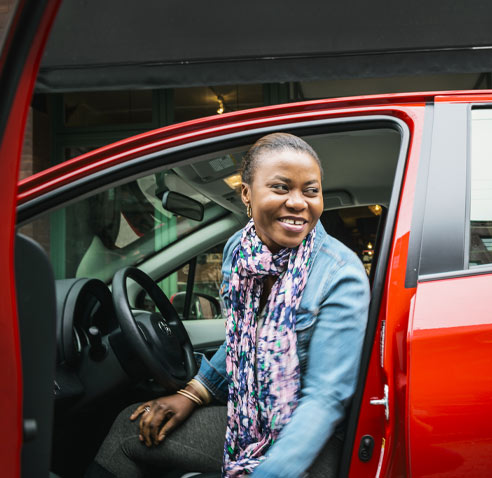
left=277, top=218, right=308, bottom=233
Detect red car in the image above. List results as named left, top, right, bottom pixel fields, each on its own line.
left=3, top=2, right=492, bottom=478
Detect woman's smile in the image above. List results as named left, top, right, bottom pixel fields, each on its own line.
left=277, top=216, right=308, bottom=233
left=241, top=149, right=324, bottom=252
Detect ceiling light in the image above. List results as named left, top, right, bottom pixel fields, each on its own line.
left=369, top=204, right=382, bottom=216
left=217, top=95, right=224, bottom=114
left=223, top=173, right=242, bottom=190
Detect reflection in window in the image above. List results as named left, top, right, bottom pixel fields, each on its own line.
left=470, top=109, right=492, bottom=266
left=19, top=170, right=225, bottom=284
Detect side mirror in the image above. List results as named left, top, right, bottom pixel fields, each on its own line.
left=162, top=191, right=204, bottom=221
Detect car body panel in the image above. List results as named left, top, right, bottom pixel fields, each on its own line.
left=409, top=273, right=492, bottom=478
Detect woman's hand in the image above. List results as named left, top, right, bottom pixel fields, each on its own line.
left=130, top=389, right=197, bottom=447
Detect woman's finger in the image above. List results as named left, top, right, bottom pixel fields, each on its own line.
left=150, top=406, right=172, bottom=445
left=157, top=414, right=180, bottom=443
left=130, top=403, right=150, bottom=421
left=140, top=412, right=154, bottom=447
left=140, top=404, right=170, bottom=447
left=130, top=405, right=144, bottom=421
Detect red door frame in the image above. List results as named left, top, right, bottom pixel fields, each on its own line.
left=0, top=1, right=61, bottom=475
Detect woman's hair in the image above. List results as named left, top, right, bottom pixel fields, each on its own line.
left=241, top=132, right=323, bottom=184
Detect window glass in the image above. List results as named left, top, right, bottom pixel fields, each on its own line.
left=64, top=90, right=153, bottom=127
left=20, top=126, right=401, bottom=292
left=321, top=205, right=383, bottom=276
left=0, top=0, right=18, bottom=51
left=171, top=244, right=224, bottom=320
left=470, top=109, right=492, bottom=266
left=174, top=85, right=263, bottom=123
left=18, top=170, right=226, bottom=283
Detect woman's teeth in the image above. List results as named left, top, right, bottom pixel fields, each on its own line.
left=279, top=218, right=305, bottom=225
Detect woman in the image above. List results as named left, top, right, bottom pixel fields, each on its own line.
left=88, top=133, right=370, bottom=478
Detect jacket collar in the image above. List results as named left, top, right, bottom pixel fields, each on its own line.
left=312, top=220, right=328, bottom=258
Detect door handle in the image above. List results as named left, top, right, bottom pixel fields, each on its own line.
left=370, top=384, right=389, bottom=420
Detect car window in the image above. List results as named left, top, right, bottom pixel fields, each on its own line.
left=469, top=109, right=492, bottom=267
left=169, top=244, right=224, bottom=320
left=18, top=170, right=227, bottom=282
left=19, top=125, right=401, bottom=287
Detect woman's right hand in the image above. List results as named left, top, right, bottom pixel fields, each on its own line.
left=130, top=390, right=197, bottom=447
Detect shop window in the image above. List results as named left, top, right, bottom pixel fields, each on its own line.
left=63, top=90, right=153, bottom=128
left=174, top=85, right=264, bottom=123
left=0, top=0, right=18, bottom=50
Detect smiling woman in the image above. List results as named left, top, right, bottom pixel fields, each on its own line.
left=87, top=133, right=370, bottom=478
left=240, top=133, right=324, bottom=252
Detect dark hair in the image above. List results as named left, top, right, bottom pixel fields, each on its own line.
left=241, top=133, right=323, bottom=184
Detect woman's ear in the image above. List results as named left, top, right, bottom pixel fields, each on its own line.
left=241, top=182, right=251, bottom=207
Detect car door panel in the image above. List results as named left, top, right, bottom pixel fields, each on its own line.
left=345, top=104, right=425, bottom=478
left=409, top=274, right=492, bottom=478
left=183, top=319, right=226, bottom=355
left=0, top=1, right=61, bottom=476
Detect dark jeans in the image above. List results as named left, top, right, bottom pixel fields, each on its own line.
left=89, top=404, right=342, bottom=478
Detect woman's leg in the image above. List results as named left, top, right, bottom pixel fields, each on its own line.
left=90, top=404, right=227, bottom=478
left=307, top=435, right=343, bottom=478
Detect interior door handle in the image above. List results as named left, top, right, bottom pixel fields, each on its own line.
left=370, top=384, right=389, bottom=420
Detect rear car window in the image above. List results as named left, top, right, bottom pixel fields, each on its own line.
left=469, top=108, right=492, bottom=267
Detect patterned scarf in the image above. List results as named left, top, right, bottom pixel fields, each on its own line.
left=223, top=220, right=315, bottom=477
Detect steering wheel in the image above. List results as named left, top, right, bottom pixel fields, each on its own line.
left=112, top=266, right=197, bottom=390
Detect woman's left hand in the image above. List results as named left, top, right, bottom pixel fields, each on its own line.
left=130, top=392, right=197, bottom=447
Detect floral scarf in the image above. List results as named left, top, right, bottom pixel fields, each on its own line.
left=223, top=220, right=315, bottom=477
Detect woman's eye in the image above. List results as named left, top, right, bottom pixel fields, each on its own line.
left=305, top=187, right=320, bottom=195
left=271, top=184, right=288, bottom=191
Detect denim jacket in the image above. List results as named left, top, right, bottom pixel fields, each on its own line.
left=195, top=222, right=370, bottom=478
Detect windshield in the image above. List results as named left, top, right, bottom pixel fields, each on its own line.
left=18, top=170, right=227, bottom=282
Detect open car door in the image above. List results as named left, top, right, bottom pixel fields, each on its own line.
left=0, top=1, right=61, bottom=477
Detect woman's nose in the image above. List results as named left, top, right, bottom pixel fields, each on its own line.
left=285, top=191, right=307, bottom=210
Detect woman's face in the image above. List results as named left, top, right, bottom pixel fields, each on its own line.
left=241, top=149, right=323, bottom=252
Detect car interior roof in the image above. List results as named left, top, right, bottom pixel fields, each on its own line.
left=171, top=128, right=401, bottom=216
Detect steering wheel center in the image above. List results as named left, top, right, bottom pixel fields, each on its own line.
left=112, top=267, right=197, bottom=390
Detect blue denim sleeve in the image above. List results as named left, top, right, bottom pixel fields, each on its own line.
left=252, top=259, right=370, bottom=478
left=194, top=340, right=228, bottom=404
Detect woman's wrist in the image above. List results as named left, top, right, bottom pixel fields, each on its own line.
left=176, top=386, right=203, bottom=406
left=187, top=378, right=212, bottom=405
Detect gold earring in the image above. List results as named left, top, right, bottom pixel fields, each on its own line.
left=246, top=203, right=252, bottom=218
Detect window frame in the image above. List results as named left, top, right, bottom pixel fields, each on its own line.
left=419, top=102, right=492, bottom=281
